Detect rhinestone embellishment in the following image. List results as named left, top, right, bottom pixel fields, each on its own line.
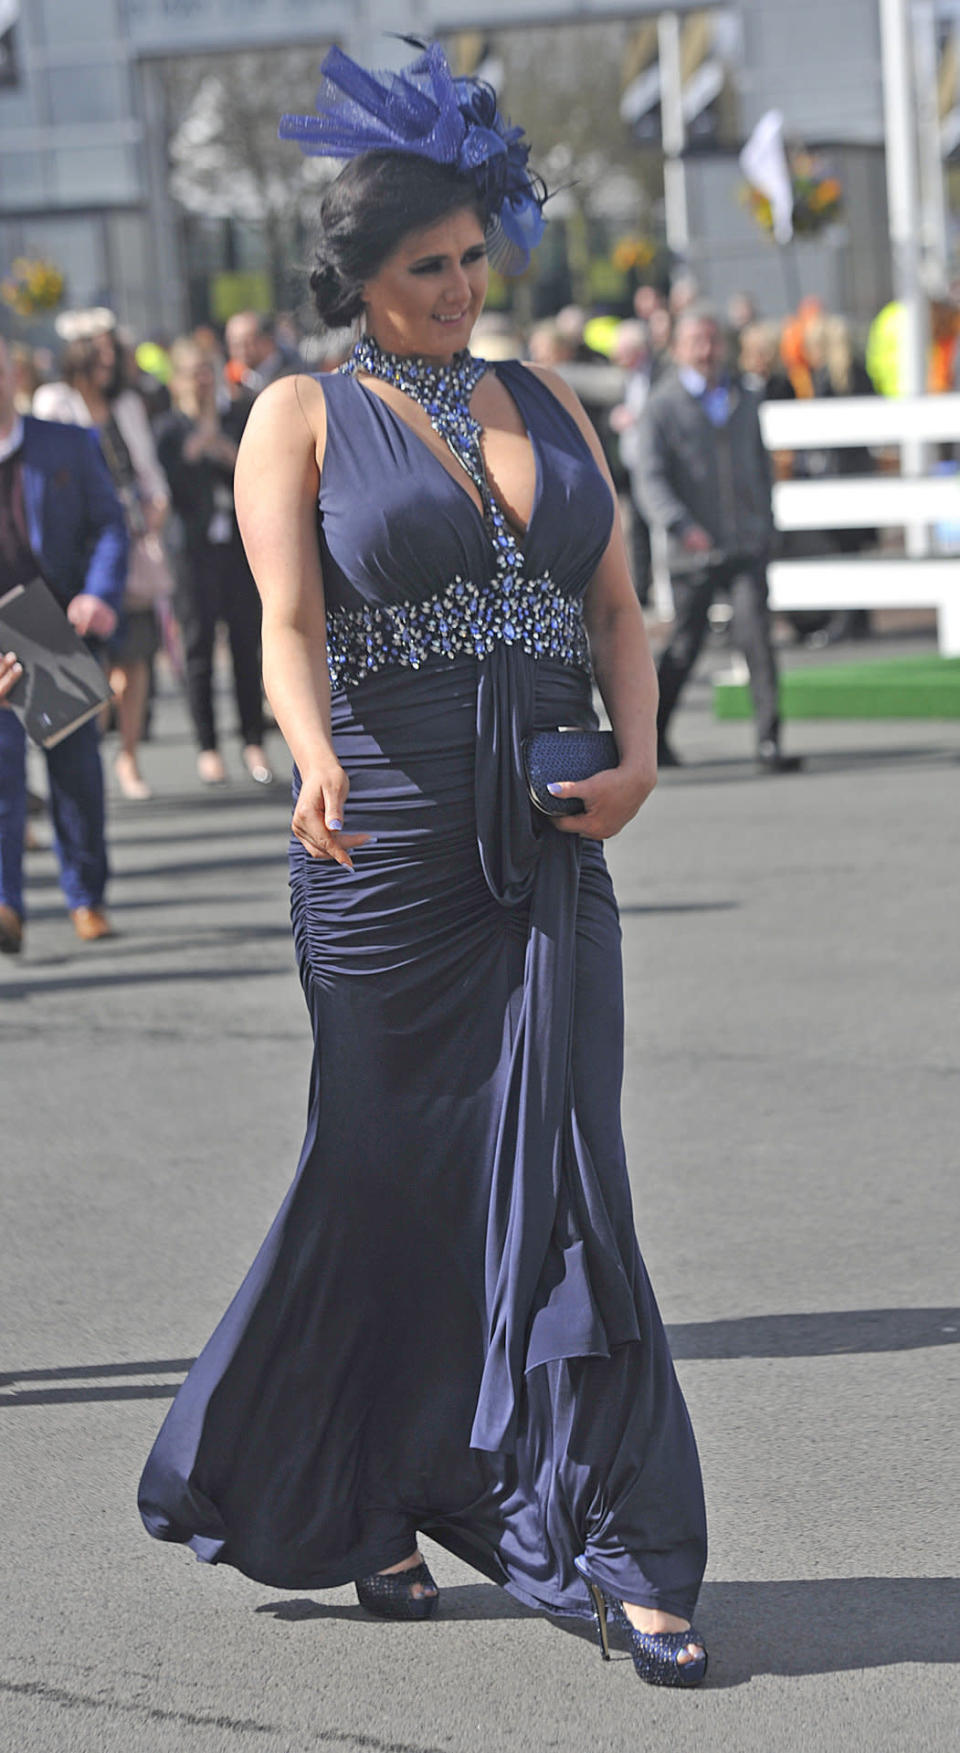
left=329, top=338, right=590, bottom=689
left=325, top=572, right=590, bottom=690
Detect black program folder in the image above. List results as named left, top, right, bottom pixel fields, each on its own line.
left=0, top=576, right=112, bottom=749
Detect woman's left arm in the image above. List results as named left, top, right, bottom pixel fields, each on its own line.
left=115, top=392, right=170, bottom=532
left=524, top=364, right=659, bottom=840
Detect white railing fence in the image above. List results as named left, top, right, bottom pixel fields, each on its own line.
left=759, top=394, right=960, bottom=656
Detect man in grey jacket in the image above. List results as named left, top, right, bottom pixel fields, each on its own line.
left=636, top=306, right=801, bottom=772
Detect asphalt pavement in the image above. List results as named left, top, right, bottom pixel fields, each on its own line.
left=1, top=640, right=958, bottom=1753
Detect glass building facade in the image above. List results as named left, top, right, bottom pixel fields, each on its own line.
left=0, top=0, right=170, bottom=333
left=0, top=0, right=896, bottom=340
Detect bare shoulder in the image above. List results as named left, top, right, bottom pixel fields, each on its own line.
left=240, top=373, right=327, bottom=464
left=520, top=361, right=612, bottom=479
left=521, top=361, right=587, bottom=426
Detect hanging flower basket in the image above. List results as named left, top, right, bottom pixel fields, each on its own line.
left=611, top=235, right=659, bottom=275
left=1, top=257, right=65, bottom=317
left=741, top=148, right=843, bottom=240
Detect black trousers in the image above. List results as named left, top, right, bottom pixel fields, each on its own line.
left=657, top=557, right=780, bottom=747
left=627, top=490, right=652, bottom=607
left=176, top=540, right=264, bottom=751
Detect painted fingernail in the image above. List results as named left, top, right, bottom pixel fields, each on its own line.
left=327, top=817, right=343, bottom=831
left=546, top=783, right=565, bottom=796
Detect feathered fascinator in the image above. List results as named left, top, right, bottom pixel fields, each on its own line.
left=278, top=41, right=546, bottom=276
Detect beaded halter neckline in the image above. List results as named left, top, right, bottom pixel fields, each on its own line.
left=323, top=337, right=592, bottom=689
left=341, top=335, right=531, bottom=577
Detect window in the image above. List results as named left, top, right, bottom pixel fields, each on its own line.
left=39, top=0, right=120, bottom=40
left=0, top=149, right=48, bottom=207
left=47, top=63, right=130, bottom=127
left=16, top=216, right=109, bottom=310
left=52, top=144, right=140, bottom=204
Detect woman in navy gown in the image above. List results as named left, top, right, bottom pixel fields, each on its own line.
left=139, top=43, right=708, bottom=1688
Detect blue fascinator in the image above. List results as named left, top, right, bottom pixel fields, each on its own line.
left=278, top=41, right=546, bottom=276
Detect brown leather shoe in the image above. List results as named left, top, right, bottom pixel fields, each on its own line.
left=0, top=904, right=23, bottom=955
left=71, top=905, right=113, bottom=942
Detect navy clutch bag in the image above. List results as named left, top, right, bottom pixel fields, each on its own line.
left=522, top=727, right=619, bottom=817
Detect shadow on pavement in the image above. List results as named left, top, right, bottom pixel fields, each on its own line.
left=23, top=891, right=280, bottom=921
left=17, top=847, right=281, bottom=888
left=255, top=1576, right=960, bottom=1681
left=619, top=901, right=739, bottom=916
left=659, top=744, right=958, bottom=786
left=255, top=1582, right=530, bottom=1627
left=108, top=786, right=286, bottom=818
left=667, top=1306, right=960, bottom=1359
left=0, top=1358, right=193, bottom=1407
left=19, top=925, right=292, bottom=962
left=3, top=1309, right=956, bottom=1408
left=116, top=851, right=282, bottom=881
left=694, top=1575, right=960, bottom=1683
left=108, top=822, right=290, bottom=848
left=0, top=963, right=284, bottom=1001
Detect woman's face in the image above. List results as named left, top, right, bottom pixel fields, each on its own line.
left=91, top=333, right=116, bottom=388
left=190, top=359, right=216, bottom=400
left=175, top=356, right=215, bottom=410
left=361, top=206, right=489, bottom=362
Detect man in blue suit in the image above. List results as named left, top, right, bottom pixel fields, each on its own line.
left=0, top=335, right=128, bottom=953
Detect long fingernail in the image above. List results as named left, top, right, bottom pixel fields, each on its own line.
left=327, top=818, right=343, bottom=831
left=546, top=783, right=565, bottom=796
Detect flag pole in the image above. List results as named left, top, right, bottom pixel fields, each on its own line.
left=778, top=241, right=803, bottom=312
left=879, top=0, right=929, bottom=556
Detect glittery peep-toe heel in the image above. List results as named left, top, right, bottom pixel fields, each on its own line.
left=355, top=1557, right=439, bottom=1621
left=574, top=1557, right=707, bottom=1688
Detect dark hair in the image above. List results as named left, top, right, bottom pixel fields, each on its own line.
left=60, top=337, right=101, bottom=385
left=310, top=151, right=485, bottom=330
left=673, top=300, right=723, bottom=335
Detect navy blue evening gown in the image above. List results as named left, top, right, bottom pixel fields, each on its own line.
left=138, top=361, right=707, bottom=1620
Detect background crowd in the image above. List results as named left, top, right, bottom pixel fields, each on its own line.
left=1, top=270, right=951, bottom=932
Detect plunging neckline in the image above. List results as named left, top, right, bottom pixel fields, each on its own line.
left=352, top=364, right=542, bottom=562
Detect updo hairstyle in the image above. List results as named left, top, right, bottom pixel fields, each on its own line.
left=310, top=151, right=486, bottom=331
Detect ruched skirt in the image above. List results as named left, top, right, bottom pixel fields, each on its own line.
left=139, top=651, right=707, bottom=1619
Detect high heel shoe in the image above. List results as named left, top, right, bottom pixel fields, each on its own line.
left=114, top=752, right=153, bottom=801
left=242, top=744, right=273, bottom=786
left=574, top=1557, right=707, bottom=1688
left=355, top=1556, right=439, bottom=1621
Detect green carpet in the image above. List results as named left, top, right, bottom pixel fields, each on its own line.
left=714, top=655, right=960, bottom=720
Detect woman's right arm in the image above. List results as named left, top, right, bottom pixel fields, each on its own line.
left=234, top=374, right=367, bottom=870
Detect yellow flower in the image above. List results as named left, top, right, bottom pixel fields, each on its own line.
left=1, top=256, right=64, bottom=314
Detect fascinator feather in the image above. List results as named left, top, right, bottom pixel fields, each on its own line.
left=279, top=42, right=546, bottom=276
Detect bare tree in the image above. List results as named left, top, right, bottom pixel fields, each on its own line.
left=445, top=23, right=665, bottom=305
left=159, top=28, right=666, bottom=314
left=159, top=47, right=336, bottom=306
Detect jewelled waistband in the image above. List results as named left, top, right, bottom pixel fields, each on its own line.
left=325, top=572, right=591, bottom=691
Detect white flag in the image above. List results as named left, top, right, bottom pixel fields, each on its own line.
left=740, top=110, right=794, bottom=245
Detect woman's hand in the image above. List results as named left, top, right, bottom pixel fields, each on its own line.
left=0, top=650, right=23, bottom=705
left=547, top=759, right=656, bottom=841
left=67, top=594, right=118, bottom=640
left=292, top=763, right=370, bottom=871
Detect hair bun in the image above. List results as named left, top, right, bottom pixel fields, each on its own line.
left=310, top=256, right=362, bottom=330
left=309, top=261, right=339, bottom=295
